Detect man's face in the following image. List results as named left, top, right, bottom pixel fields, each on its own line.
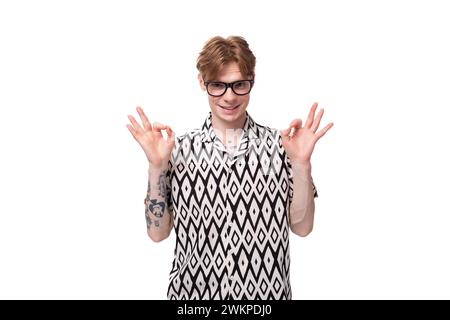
left=199, top=62, right=252, bottom=126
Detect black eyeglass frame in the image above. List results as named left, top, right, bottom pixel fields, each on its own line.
left=204, top=79, right=255, bottom=97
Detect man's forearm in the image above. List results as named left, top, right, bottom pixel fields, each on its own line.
left=144, top=164, right=172, bottom=242
left=290, top=161, right=315, bottom=228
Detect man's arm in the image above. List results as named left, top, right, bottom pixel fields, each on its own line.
left=289, top=161, right=316, bottom=237
left=126, top=106, right=175, bottom=242
left=144, top=163, right=173, bottom=242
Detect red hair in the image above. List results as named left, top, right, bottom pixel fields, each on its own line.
left=196, top=36, right=256, bottom=81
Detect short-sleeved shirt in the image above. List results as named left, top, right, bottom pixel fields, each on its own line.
left=166, top=111, right=317, bottom=300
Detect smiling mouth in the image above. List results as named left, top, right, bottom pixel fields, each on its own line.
left=219, top=104, right=240, bottom=110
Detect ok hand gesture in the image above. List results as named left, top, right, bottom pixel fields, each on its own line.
left=126, top=106, right=175, bottom=168
left=280, top=102, right=333, bottom=165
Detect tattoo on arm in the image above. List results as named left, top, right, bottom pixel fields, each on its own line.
left=147, top=199, right=166, bottom=217
left=145, top=197, right=166, bottom=229
left=145, top=170, right=168, bottom=229
left=145, top=212, right=152, bottom=229
left=145, top=180, right=151, bottom=202
left=145, top=171, right=167, bottom=200
left=145, top=212, right=161, bottom=230
left=157, top=170, right=167, bottom=197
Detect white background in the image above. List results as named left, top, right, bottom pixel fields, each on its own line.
left=1, top=0, right=449, bottom=299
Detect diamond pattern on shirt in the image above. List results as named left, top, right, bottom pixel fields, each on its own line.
left=166, top=111, right=317, bottom=300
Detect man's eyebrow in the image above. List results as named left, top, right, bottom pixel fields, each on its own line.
left=208, top=79, right=246, bottom=83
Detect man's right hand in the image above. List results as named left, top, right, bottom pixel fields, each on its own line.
left=127, top=106, right=175, bottom=168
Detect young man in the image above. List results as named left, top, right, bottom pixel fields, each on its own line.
left=127, top=36, right=333, bottom=299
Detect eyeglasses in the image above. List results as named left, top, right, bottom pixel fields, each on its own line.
left=204, top=80, right=254, bottom=97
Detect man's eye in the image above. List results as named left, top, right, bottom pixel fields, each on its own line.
left=210, top=83, right=224, bottom=88
left=234, top=82, right=245, bottom=88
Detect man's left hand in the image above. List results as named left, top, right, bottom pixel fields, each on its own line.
left=280, top=102, right=334, bottom=165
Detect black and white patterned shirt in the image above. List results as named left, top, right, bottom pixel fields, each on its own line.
left=166, top=111, right=317, bottom=300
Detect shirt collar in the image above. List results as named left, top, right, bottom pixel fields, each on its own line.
left=200, top=111, right=260, bottom=143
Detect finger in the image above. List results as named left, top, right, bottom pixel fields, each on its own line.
left=316, top=122, right=334, bottom=140
left=166, top=126, right=176, bottom=146
left=280, top=127, right=290, bottom=136
left=136, top=106, right=152, bottom=131
left=280, top=128, right=290, bottom=145
left=152, top=122, right=167, bottom=137
left=280, top=127, right=292, bottom=139
left=166, top=125, right=175, bottom=139
left=311, top=108, right=324, bottom=133
left=127, top=115, right=145, bottom=135
left=290, top=119, right=302, bottom=137
left=305, top=102, right=318, bottom=129
left=126, top=124, right=137, bottom=139
left=166, top=125, right=174, bottom=137
left=289, top=118, right=302, bottom=129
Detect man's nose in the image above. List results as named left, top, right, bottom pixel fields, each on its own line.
left=222, top=86, right=237, bottom=101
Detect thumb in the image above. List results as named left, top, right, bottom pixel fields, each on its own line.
left=280, top=128, right=290, bottom=145
left=281, top=127, right=291, bottom=135
left=166, top=126, right=176, bottom=147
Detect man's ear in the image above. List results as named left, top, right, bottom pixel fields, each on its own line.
left=198, top=73, right=206, bottom=91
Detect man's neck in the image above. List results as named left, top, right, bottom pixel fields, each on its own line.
left=211, top=113, right=247, bottom=149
